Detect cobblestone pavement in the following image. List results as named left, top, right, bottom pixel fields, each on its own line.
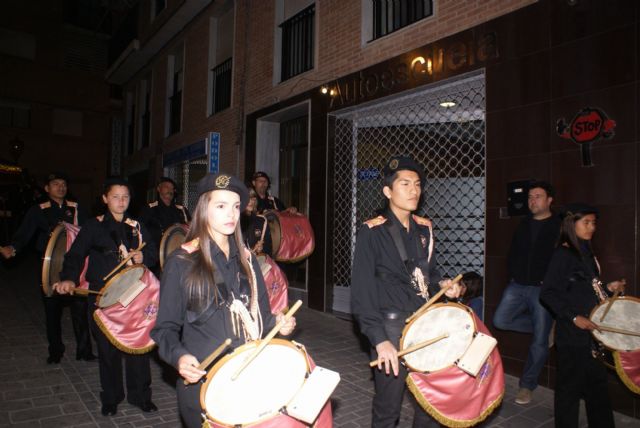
left=1, top=254, right=638, bottom=427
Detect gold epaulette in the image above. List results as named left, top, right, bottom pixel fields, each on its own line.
left=181, top=238, right=200, bottom=253
left=39, top=201, right=51, bottom=209
left=364, top=215, right=387, bottom=228
left=412, top=214, right=432, bottom=228
left=124, top=218, right=139, bottom=228
left=148, top=201, right=158, bottom=208
left=96, top=215, right=104, bottom=222
left=67, top=201, right=78, bottom=207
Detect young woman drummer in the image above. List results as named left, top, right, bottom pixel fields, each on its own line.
left=54, top=178, right=158, bottom=417
left=150, top=173, right=295, bottom=428
left=540, top=203, right=625, bottom=428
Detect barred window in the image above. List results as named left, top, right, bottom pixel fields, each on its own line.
left=280, top=4, right=314, bottom=81
left=372, top=0, right=433, bottom=40
left=211, top=58, right=232, bottom=114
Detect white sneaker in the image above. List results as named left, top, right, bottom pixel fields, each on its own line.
left=515, top=387, right=532, bottom=405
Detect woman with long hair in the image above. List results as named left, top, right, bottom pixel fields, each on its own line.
left=540, top=203, right=625, bottom=428
left=151, top=173, right=295, bottom=428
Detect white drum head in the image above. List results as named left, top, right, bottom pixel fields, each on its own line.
left=401, top=304, right=475, bottom=372
left=98, top=265, right=145, bottom=308
left=591, top=297, right=640, bottom=352
left=202, top=341, right=308, bottom=426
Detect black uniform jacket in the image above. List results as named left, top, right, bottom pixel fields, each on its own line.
left=508, top=214, right=561, bottom=286
left=256, top=194, right=285, bottom=213
left=60, top=211, right=158, bottom=292
left=351, top=209, right=442, bottom=347
left=540, top=244, right=610, bottom=347
left=151, top=238, right=276, bottom=368
left=241, top=213, right=273, bottom=257
left=11, top=198, right=86, bottom=254
left=139, top=200, right=191, bottom=248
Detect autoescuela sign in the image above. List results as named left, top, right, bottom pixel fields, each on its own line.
left=327, top=31, right=498, bottom=111
left=556, top=107, right=616, bottom=167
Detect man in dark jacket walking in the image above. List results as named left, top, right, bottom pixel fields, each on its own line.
left=493, top=181, right=560, bottom=405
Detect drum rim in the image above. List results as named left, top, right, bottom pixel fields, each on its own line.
left=589, top=295, right=640, bottom=352
left=97, top=264, right=146, bottom=308
left=200, top=338, right=310, bottom=426
left=159, top=223, right=188, bottom=270
left=264, top=210, right=282, bottom=257
left=400, top=302, right=477, bottom=373
left=41, top=223, right=67, bottom=297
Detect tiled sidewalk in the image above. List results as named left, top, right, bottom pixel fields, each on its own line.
left=1, top=254, right=638, bottom=427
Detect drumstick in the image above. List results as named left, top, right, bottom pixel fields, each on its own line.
left=231, top=300, right=303, bottom=381
left=102, top=242, right=146, bottom=281
left=599, top=290, right=620, bottom=322
left=406, top=274, right=463, bottom=323
left=71, top=287, right=101, bottom=296
left=595, top=324, right=640, bottom=338
left=368, top=333, right=449, bottom=367
left=183, top=338, right=232, bottom=385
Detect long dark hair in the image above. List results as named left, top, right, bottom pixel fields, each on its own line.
left=559, top=211, right=593, bottom=257
left=181, top=190, right=253, bottom=310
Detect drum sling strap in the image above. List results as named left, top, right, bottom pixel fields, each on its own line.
left=186, top=269, right=227, bottom=326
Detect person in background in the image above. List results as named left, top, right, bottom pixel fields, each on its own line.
left=240, top=187, right=272, bottom=256
left=459, top=271, right=484, bottom=321
left=250, top=171, right=297, bottom=214
left=0, top=172, right=93, bottom=364
left=540, top=203, right=624, bottom=428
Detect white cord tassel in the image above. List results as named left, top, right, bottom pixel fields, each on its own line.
left=229, top=299, right=260, bottom=341
left=413, top=267, right=429, bottom=300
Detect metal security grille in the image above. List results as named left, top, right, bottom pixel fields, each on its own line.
left=165, top=157, right=208, bottom=213
left=330, top=72, right=486, bottom=293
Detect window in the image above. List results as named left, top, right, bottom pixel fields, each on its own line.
left=152, top=0, right=166, bottom=19
left=0, top=102, right=30, bottom=128
left=371, top=0, right=433, bottom=40
left=211, top=59, right=232, bottom=114
left=208, top=4, right=234, bottom=115
left=279, top=4, right=315, bottom=81
left=166, top=46, right=184, bottom=136
left=138, top=76, right=151, bottom=148
left=125, top=91, right=135, bottom=154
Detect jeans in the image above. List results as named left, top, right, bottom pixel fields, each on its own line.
left=493, top=281, right=553, bottom=390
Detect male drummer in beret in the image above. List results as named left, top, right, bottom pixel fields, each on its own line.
left=250, top=171, right=297, bottom=214
left=351, top=155, right=460, bottom=427
left=139, top=177, right=191, bottom=272
left=0, top=172, right=94, bottom=363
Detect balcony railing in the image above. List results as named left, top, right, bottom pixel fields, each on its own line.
left=211, top=58, right=232, bottom=114
left=169, top=91, right=182, bottom=135
left=280, top=4, right=315, bottom=82
left=372, top=0, right=432, bottom=40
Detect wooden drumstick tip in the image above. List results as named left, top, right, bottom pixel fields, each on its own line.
left=183, top=338, right=232, bottom=385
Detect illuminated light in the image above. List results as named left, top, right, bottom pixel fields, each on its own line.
left=411, top=56, right=432, bottom=75
left=329, top=88, right=336, bottom=96
left=439, top=101, right=456, bottom=108
left=320, top=86, right=329, bottom=94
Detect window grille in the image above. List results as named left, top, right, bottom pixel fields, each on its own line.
left=330, top=73, right=486, bottom=295
left=372, top=0, right=433, bottom=40
left=280, top=4, right=315, bottom=81
left=211, top=58, right=232, bottom=114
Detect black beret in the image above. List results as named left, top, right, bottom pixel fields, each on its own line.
left=158, top=176, right=177, bottom=187
left=103, top=177, right=132, bottom=194
left=196, top=173, right=249, bottom=210
left=381, top=155, right=425, bottom=187
left=252, top=171, right=271, bottom=183
left=46, top=172, right=68, bottom=184
left=562, top=202, right=599, bottom=218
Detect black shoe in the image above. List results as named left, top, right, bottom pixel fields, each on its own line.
left=46, top=355, right=62, bottom=364
left=131, top=401, right=158, bottom=413
left=76, top=353, right=97, bottom=361
left=101, top=404, right=117, bottom=416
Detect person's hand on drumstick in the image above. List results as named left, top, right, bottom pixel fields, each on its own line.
left=375, top=340, right=399, bottom=376
left=0, top=246, right=15, bottom=259
left=129, top=249, right=144, bottom=264
left=52, top=280, right=76, bottom=295
left=606, top=278, right=626, bottom=294
left=276, top=312, right=296, bottom=336
left=177, top=354, right=207, bottom=384
left=252, top=240, right=264, bottom=254
left=440, top=277, right=462, bottom=299
left=285, top=206, right=298, bottom=214
left=572, top=315, right=601, bottom=332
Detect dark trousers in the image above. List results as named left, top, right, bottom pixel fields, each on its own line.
left=90, top=310, right=152, bottom=406
left=555, top=344, right=615, bottom=428
left=42, top=293, right=92, bottom=358
left=177, top=380, right=203, bottom=428
left=372, top=317, right=440, bottom=428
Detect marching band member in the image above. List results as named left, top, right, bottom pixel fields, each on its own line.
left=54, top=177, right=158, bottom=417
left=351, top=155, right=460, bottom=427
left=540, top=203, right=625, bottom=428
left=150, top=173, right=295, bottom=428
left=240, top=187, right=273, bottom=256
left=0, top=172, right=93, bottom=364
left=251, top=171, right=297, bottom=214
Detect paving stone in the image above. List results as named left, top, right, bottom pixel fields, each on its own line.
left=10, top=405, right=62, bottom=423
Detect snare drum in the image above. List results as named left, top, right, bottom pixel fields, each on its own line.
left=201, top=339, right=332, bottom=427
left=590, top=296, right=640, bottom=352
left=42, top=222, right=88, bottom=296
left=264, top=211, right=314, bottom=263
left=159, top=223, right=189, bottom=270
left=93, top=264, right=159, bottom=354
left=400, top=302, right=475, bottom=373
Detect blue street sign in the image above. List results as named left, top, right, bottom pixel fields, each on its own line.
left=208, top=132, right=220, bottom=174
